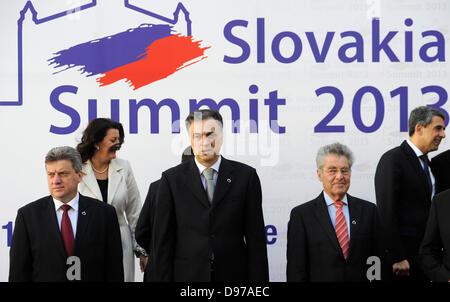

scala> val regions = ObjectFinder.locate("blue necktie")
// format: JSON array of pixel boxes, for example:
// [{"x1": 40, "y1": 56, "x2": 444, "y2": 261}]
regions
[{"x1": 419, "y1": 154, "x2": 432, "y2": 195}]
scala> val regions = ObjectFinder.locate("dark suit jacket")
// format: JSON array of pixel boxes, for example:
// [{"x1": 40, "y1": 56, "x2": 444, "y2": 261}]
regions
[
  {"x1": 135, "y1": 179, "x2": 160, "y2": 282},
  {"x1": 152, "y1": 157, "x2": 269, "y2": 282},
  {"x1": 286, "y1": 193, "x2": 378, "y2": 282},
  {"x1": 419, "y1": 189, "x2": 450, "y2": 282},
  {"x1": 431, "y1": 149, "x2": 450, "y2": 194},
  {"x1": 375, "y1": 140, "x2": 433, "y2": 278},
  {"x1": 9, "y1": 194, "x2": 124, "y2": 282}
]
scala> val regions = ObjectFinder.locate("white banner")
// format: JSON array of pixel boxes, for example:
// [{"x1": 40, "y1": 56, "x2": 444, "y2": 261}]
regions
[{"x1": 0, "y1": 0, "x2": 449, "y2": 281}]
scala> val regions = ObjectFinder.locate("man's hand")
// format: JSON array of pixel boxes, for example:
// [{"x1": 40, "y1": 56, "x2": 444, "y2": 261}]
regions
[
  {"x1": 393, "y1": 259, "x2": 410, "y2": 276},
  {"x1": 139, "y1": 255, "x2": 148, "y2": 272}
]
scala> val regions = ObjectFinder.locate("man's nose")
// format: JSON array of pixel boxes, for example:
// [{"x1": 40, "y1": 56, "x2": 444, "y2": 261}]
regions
[
  {"x1": 53, "y1": 174, "x2": 62, "y2": 184},
  {"x1": 201, "y1": 136, "x2": 211, "y2": 146},
  {"x1": 335, "y1": 170, "x2": 345, "y2": 178}
]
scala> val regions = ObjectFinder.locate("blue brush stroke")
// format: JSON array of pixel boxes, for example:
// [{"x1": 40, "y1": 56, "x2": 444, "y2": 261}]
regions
[{"x1": 48, "y1": 24, "x2": 173, "y2": 77}]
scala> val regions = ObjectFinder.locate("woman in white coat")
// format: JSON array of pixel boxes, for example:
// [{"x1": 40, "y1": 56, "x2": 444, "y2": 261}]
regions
[{"x1": 76, "y1": 118, "x2": 145, "y2": 282}]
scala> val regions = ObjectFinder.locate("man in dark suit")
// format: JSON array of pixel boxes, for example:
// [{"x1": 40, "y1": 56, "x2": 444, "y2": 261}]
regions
[
  {"x1": 152, "y1": 109, "x2": 269, "y2": 282},
  {"x1": 135, "y1": 180, "x2": 159, "y2": 281},
  {"x1": 287, "y1": 142, "x2": 378, "y2": 282},
  {"x1": 135, "y1": 147, "x2": 194, "y2": 282},
  {"x1": 9, "y1": 146, "x2": 123, "y2": 282},
  {"x1": 375, "y1": 106, "x2": 446, "y2": 281},
  {"x1": 431, "y1": 149, "x2": 450, "y2": 193},
  {"x1": 419, "y1": 190, "x2": 450, "y2": 282}
]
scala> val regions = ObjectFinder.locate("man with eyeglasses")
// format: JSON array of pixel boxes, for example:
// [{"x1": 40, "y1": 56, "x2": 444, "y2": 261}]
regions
[{"x1": 286, "y1": 142, "x2": 379, "y2": 282}]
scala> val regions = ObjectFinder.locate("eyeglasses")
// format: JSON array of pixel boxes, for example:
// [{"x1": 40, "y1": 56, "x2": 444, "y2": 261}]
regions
[{"x1": 323, "y1": 168, "x2": 351, "y2": 176}]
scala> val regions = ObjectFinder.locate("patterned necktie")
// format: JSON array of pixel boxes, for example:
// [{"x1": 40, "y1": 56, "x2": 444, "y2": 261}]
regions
[
  {"x1": 61, "y1": 204, "x2": 75, "y2": 256},
  {"x1": 334, "y1": 201, "x2": 349, "y2": 259},
  {"x1": 203, "y1": 168, "x2": 215, "y2": 203},
  {"x1": 419, "y1": 154, "x2": 432, "y2": 195}
]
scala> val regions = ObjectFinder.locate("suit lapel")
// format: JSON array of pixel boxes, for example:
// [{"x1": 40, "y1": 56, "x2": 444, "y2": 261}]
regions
[
  {"x1": 108, "y1": 159, "x2": 123, "y2": 205},
  {"x1": 45, "y1": 197, "x2": 68, "y2": 259},
  {"x1": 81, "y1": 161, "x2": 103, "y2": 201},
  {"x1": 184, "y1": 159, "x2": 210, "y2": 209},
  {"x1": 401, "y1": 140, "x2": 432, "y2": 198},
  {"x1": 347, "y1": 194, "x2": 361, "y2": 260},
  {"x1": 313, "y1": 193, "x2": 342, "y2": 256},
  {"x1": 211, "y1": 157, "x2": 233, "y2": 209},
  {"x1": 73, "y1": 195, "x2": 90, "y2": 252}
]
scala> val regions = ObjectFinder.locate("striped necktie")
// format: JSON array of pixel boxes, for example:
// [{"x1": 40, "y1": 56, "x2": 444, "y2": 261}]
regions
[{"x1": 334, "y1": 201, "x2": 349, "y2": 259}]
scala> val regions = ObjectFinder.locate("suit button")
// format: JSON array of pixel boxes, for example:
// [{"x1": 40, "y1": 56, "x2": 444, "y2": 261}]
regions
[{"x1": 210, "y1": 234, "x2": 215, "y2": 239}]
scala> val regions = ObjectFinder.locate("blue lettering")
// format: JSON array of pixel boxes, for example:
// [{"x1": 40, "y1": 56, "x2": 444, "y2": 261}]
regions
[
  {"x1": 405, "y1": 18, "x2": 413, "y2": 62},
  {"x1": 271, "y1": 31, "x2": 302, "y2": 63},
  {"x1": 224, "y1": 18, "x2": 445, "y2": 64},
  {"x1": 338, "y1": 31, "x2": 364, "y2": 62},
  {"x1": 420, "y1": 30, "x2": 446, "y2": 62},
  {"x1": 265, "y1": 225, "x2": 277, "y2": 245},
  {"x1": 257, "y1": 18, "x2": 265, "y2": 63},
  {"x1": 48, "y1": 85, "x2": 285, "y2": 135},
  {"x1": 189, "y1": 98, "x2": 240, "y2": 133},
  {"x1": 306, "y1": 32, "x2": 334, "y2": 63},
  {"x1": 223, "y1": 19, "x2": 251, "y2": 64},
  {"x1": 372, "y1": 18, "x2": 399, "y2": 62},
  {"x1": 2, "y1": 221, "x2": 13, "y2": 247},
  {"x1": 129, "y1": 98, "x2": 180, "y2": 134},
  {"x1": 249, "y1": 84, "x2": 259, "y2": 133},
  {"x1": 88, "y1": 98, "x2": 120, "y2": 122},
  {"x1": 264, "y1": 90, "x2": 286, "y2": 133},
  {"x1": 49, "y1": 85, "x2": 80, "y2": 135}
]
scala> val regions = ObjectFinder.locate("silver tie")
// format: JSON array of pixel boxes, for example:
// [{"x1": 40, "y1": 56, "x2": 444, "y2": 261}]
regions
[{"x1": 203, "y1": 168, "x2": 215, "y2": 203}]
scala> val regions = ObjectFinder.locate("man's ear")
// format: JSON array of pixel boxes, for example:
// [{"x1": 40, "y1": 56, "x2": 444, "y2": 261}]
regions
[
  {"x1": 77, "y1": 171, "x2": 83, "y2": 182},
  {"x1": 415, "y1": 123, "x2": 424, "y2": 135},
  {"x1": 317, "y1": 169, "x2": 322, "y2": 182}
]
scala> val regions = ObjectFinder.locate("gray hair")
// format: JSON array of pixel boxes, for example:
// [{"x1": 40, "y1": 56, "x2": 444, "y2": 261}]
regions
[
  {"x1": 409, "y1": 106, "x2": 445, "y2": 137},
  {"x1": 316, "y1": 142, "x2": 354, "y2": 170},
  {"x1": 45, "y1": 146, "x2": 83, "y2": 173}
]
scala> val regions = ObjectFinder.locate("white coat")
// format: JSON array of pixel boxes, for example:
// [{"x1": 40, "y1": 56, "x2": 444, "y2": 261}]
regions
[{"x1": 78, "y1": 158, "x2": 142, "y2": 282}]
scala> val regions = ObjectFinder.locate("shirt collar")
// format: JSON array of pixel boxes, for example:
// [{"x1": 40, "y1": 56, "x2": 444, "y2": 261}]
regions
[
  {"x1": 53, "y1": 192, "x2": 80, "y2": 212},
  {"x1": 323, "y1": 191, "x2": 348, "y2": 207},
  {"x1": 195, "y1": 155, "x2": 222, "y2": 175},
  {"x1": 406, "y1": 139, "x2": 424, "y2": 157}
]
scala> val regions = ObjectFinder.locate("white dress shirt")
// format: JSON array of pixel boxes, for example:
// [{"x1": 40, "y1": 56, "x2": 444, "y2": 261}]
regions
[
  {"x1": 406, "y1": 139, "x2": 436, "y2": 199},
  {"x1": 53, "y1": 193, "x2": 79, "y2": 238},
  {"x1": 194, "y1": 155, "x2": 222, "y2": 190}
]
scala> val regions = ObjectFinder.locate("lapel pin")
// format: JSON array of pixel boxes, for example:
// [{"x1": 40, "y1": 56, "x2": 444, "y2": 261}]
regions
[
  {"x1": 81, "y1": 211, "x2": 86, "y2": 216},
  {"x1": 227, "y1": 178, "x2": 231, "y2": 183},
  {"x1": 352, "y1": 220, "x2": 356, "y2": 225}
]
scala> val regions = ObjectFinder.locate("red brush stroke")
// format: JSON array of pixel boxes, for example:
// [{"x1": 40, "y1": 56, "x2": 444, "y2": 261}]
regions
[{"x1": 96, "y1": 34, "x2": 210, "y2": 89}]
